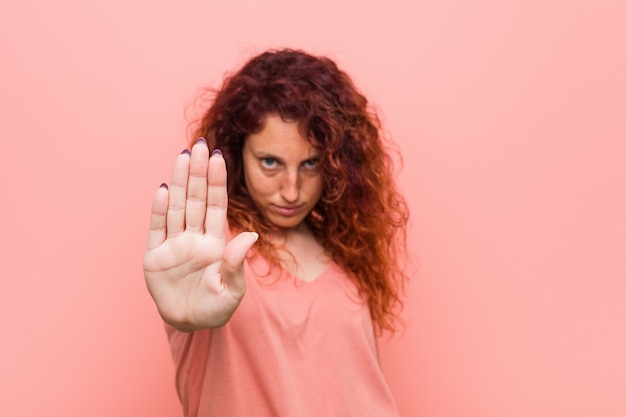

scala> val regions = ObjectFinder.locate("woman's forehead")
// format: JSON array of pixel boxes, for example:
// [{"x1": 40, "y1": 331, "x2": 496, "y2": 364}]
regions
[{"x1": 245, "y1": 115, "x2": 318, "y2": 158}]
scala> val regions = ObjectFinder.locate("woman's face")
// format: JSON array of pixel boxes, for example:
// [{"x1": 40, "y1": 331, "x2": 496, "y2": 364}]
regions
[{"x1": 242, "y1": 114, "x2": 323, "y2": 231}]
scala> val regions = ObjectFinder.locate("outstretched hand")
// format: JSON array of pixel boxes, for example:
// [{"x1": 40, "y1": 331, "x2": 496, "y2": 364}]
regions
[{"x1": 143, "y1": 139, "x2": 258, "y2": 331}]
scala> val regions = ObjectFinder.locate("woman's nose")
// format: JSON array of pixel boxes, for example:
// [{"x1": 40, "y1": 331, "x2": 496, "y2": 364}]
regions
[{"x1": 280, "y1": 170, "x2": 300, "y2": 203}]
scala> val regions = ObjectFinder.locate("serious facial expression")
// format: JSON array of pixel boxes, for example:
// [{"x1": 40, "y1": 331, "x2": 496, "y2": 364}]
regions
[{"x1": 242, "y1": 114, "x2": 323, "y2": 231}]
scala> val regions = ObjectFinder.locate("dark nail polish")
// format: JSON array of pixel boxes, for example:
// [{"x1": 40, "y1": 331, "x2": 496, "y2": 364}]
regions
[
  {"x1": 160, "y1": 183, "x2": 168, "y2": 190},
  {"x1": 211, "y1": 148, "x2": 223, "y2": 156},
  {"x1": 195, "y1": 137, "x2": 207, "y2": 145},
  {"x1": 181, "y1": 149, "x2": 191, "y2": 156}
]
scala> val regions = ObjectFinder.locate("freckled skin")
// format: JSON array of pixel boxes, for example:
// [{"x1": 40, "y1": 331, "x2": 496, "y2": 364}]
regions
[{"x1": 242, "y1": 114, "x2": 323, "y2": 231}]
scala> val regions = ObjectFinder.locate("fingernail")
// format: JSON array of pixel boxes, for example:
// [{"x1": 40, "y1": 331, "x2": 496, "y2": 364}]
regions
[
  {"x1": 181, "y1": 149, "x2": 191, "y2": 156},
  {"x1": 160, "y1": 183, "x2": 168, "y2": 190},
  {"x1": 195, "y1": 137, "x2": 207, "y2": 145},
  {"x1": 211, "y1": 148, "x2": 223, "y2": 156},
  {"x1": 251, "y1": 232, "x2": 259, "y2": 242}
]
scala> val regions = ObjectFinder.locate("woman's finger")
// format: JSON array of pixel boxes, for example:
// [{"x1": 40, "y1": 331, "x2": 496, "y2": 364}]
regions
[
  {"x1": 185, "y1": 139, "x2": 210, "y2": 233},
  {"x1": 146, "y1": 184, "x2": 169, "y2": 250},
  {"x1": 166, "y1": 150, "x2": 191, "y2": 237},
  {"x1": 221, "y1": 231, "x2": 259, "y2": 297},
  {"x1": 205, "y1": 150, "x2": 228, "y2": 239}
]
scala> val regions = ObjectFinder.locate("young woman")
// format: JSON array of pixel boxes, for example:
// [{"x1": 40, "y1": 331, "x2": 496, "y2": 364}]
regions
[{"x1": 144, "y1": 49, "x2": 409, "y2": 417}]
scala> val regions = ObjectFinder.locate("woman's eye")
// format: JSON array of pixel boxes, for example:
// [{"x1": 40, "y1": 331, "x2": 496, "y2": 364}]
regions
[
  {"x1": 302, "y1": 159, "x2": 319, "y2": 169},
  {"x1": 261, "y1": 158, "x2": 277, "y2": 168}
]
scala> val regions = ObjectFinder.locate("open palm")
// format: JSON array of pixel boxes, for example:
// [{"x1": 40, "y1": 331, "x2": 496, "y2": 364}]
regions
[{"x1": 143, "y1": 139, "x2": 258, "y2": 331}]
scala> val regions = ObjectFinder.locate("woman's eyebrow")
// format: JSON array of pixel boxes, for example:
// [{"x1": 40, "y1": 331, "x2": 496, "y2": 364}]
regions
[
  {"x1": 252, "y1": 150, "x2": 320, "y2": 163},
  {"x1": 253, "y1": 150, "x2": 283, "y2": 160}
]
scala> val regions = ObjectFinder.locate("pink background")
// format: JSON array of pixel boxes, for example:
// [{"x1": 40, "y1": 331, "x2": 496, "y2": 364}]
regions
[{"x1": 1, "y1": 1, "x2": 625, "y2": 416}]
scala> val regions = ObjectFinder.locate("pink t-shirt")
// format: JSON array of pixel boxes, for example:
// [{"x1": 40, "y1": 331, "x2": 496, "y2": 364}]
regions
[{"x1": 166, "y1": 254, "x2": 399, "y2": 417}]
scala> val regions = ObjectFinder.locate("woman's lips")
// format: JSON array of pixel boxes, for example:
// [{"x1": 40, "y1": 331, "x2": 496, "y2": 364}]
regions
[{"x1": 273, "y1": 205, "x2": 302, "y2": 216}]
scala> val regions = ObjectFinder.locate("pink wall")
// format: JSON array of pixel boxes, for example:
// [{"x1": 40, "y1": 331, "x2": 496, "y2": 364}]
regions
[{"x1": 1, "y1": 1, "x2": 624, "y2": 416}]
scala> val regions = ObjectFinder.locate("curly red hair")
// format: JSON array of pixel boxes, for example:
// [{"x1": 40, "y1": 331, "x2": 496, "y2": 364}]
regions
[{"x1": 190, "y1": 49, "x2": 409, "y2": 334}]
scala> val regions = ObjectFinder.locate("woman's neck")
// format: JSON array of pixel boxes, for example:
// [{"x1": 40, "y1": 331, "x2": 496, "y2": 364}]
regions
[{"x1": 269, "y1": 223, "x2": 330, "y2": 282}]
